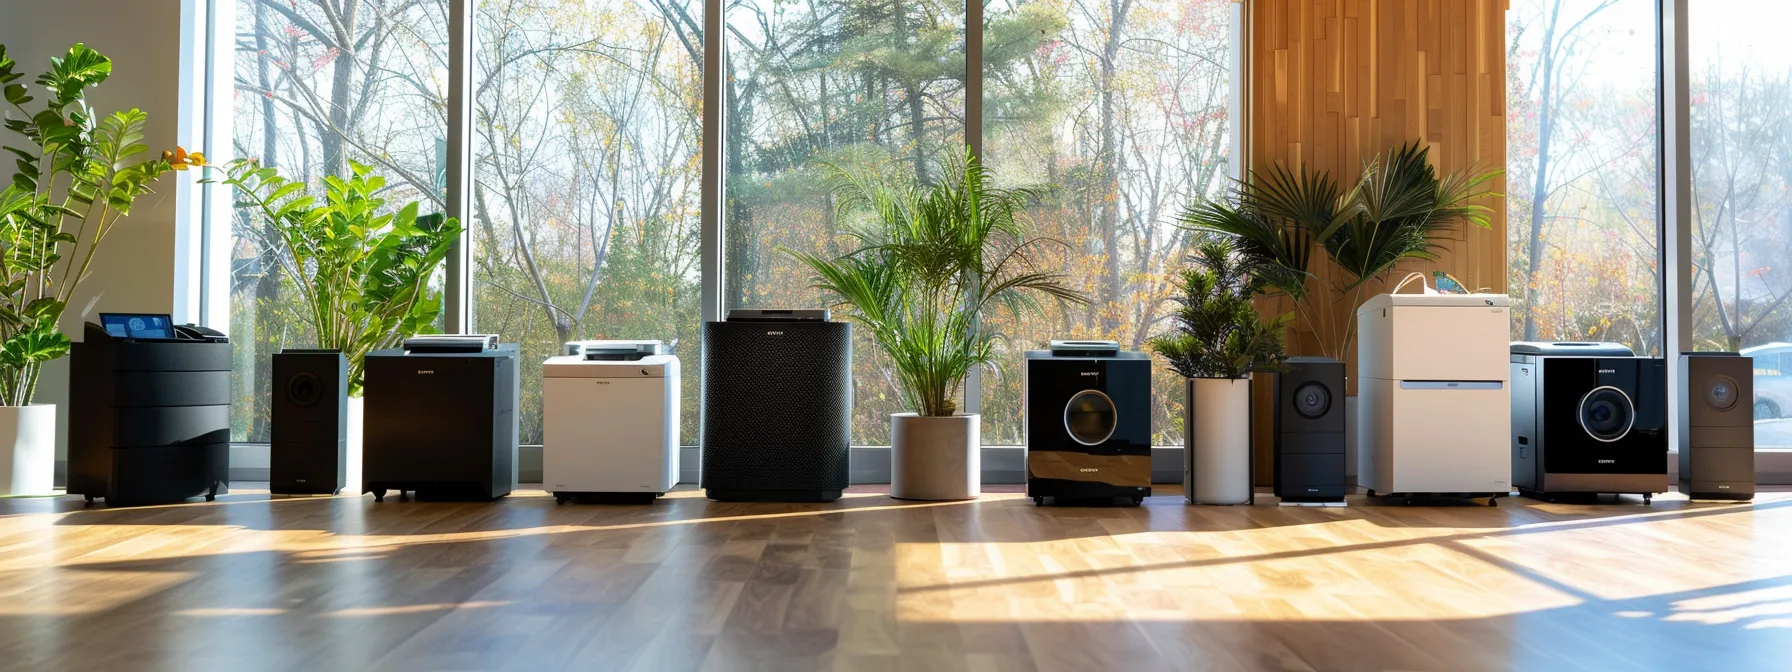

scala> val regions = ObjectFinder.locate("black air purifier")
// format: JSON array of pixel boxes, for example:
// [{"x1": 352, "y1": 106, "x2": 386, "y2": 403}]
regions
[
  {"x1": 271, "y1": 349, "x2": 348, "y2": 495},
  {"x1": 700, "y1": 310, "x2": 851, "y2": 502},
  {"x1": 1024, "y1": 341, "x2": 1152, "y2": 506},
  {"x1": 69, "y1": 320, "x2": 231, "y2": 506},
  {"x1": 1511, "y1": 342, "x2": 1668, "y2": 502},
  {"x1": 1680, "y1": 353, "x2": 1755, "y2": 500},
  {"x1": 1274, "y1": 357, "x2": 1347, "y2": 503},
  {"x1": 363, "y1": 335, "x2": 519, "y2": 501}
]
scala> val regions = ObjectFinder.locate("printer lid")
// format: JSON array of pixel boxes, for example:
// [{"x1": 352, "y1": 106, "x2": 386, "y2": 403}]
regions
[
  {"x1": 1510, "y1": 341, "x2": 1636, "y2": 357},
  {"x1": 543, "y1": 353, "x2": 676, "y2": 378},
  {"x1": 1358, "y1": 292, "x2": 1509, "y2": 315},
  {"x1": 726, "y1": 308, "x2": 830, "y2": 322},
  {"x1": 1048, "y1": 340, "x2": 1120, "y2": 356},
  {"x1": 564, "y1": 339, "x2": 665, "y2": 359},
  {"x1": 403, "y1": 334, "x2": 499, "y2": 353}
]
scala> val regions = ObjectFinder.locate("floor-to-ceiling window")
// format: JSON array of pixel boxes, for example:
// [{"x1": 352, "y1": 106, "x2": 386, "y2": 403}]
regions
[
  {"x1": 471, "y1": 0, "x2": 704, "y2": 447},
  {"x1": 228, "y1": 0, "x2": 451, "y2": 441},
  {"x1": 981, "y1": 0, "x2": 1234, "y2": 445},
  {"x1": 1690, "y1": 0, "x2": 1792, "y2": 446},
  {"x1": 721, "y1": 0, "x2": 967, "y2": 445},
  {"x1": 1507, "y1": 0, "x2": 1661, "y2": 356},
  {"x1": 219, "y1": 0, "x2": 1243, "y2": 453}
]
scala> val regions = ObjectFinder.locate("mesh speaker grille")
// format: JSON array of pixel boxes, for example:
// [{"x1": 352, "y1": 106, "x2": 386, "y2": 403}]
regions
[{"x1": 701, "y1": 321, "x2": 852, "y2": 492}]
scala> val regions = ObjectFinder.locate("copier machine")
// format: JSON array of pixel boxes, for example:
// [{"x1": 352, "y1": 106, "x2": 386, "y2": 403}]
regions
[{"x1": 543, "y1": 340, "x2": 680, "y2": 503}]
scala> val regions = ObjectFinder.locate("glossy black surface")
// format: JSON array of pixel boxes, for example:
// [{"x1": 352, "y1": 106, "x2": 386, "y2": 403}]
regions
[
  {"x1": 1024, "y1": 351, "x2": 1151, "y2": 502},
  {"x1": 1531, "y1": 357, "x2": 1667, "y2": 476},
  {"x1": 1275, "y1": 358, "x2": 1346, "y2": 501}
]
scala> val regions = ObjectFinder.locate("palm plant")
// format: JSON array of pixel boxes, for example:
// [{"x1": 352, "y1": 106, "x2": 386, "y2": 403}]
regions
[
  {"x1": 1182, "y1": 141, "x2": 1499, "y2": 359},
  {"x1": 785, "y1": 152, "x2": 1086, "y2": 417},
  {"x1": 0, "y1": 43, "x2": 186, "y2": 406},
  {"x1": 217, "y1": 160, "x2": 462, "y2": 396},
  {"x1": 1149, "y1": 240, "x2": 1289, "y2": 379}
]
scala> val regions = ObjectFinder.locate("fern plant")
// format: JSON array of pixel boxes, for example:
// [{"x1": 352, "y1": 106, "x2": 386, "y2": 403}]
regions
[
  {"x1": 216, "y1": 160, "x2": 461, "y2": 396},
  {"x1": 0, "y1": 43, "x2": 186, "y2": 405},
  {"x1": 1149, "y1": 240, "x2": 1289, "y2": 379},
  {"x1": 1182, "y1": 141, "x2": 1499, "y2": 359},
  {"x1": 785, "y1": 151, "x2": 1086, "y2": 417}
]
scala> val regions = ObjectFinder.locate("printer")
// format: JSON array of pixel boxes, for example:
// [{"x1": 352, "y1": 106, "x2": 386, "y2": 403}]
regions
[
  {"x1": 1357, "y1": 293, "x2": 1512, "y2": 503},
  {"x1": 363, "y1": 334, "x2": 519, "y2": 501},
  {"x1": 543, "y1": 340, "x2": 680, "y2": 503}
]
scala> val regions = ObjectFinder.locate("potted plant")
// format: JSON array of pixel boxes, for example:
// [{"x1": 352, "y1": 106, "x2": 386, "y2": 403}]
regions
[
  {"x1": 786, "y1": 153, "x2": 1085, "y2": 501},
  {"x1": 215, "y1": 160, "x2": 460, "y2": 492},
  {"x1": 1149, "y1": 240, "x2": 1288, "y2": 505},
  {"x1": 0, "y1": 44, "x2": 190, "y2": 496},
  {"x1": 1183, "y1": 141, "x2": 1499, "y2": 479}
]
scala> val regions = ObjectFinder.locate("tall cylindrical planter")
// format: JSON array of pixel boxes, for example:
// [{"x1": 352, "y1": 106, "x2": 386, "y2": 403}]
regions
[
  {"x1": 0, "y1": 404, "x2": 56, "y2": 497},
  {"x1": 1184, "y1": 377, "x2": 1253, "y2": 505},
  {"x1": 890, "y1": 413, "x2": 979, "y2": 501},
  {"x1": 346, "y1": 395, "x2": 364, "y2": 494}
]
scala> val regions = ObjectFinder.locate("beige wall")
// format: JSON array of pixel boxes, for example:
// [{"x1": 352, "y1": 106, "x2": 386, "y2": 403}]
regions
[{"x1": 0, "y1": 0, "x2": 189, "y2": 466}]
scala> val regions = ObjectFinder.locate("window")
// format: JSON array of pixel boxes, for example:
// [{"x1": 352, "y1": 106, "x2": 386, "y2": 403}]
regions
[
  {"x1": 229, "y1": 0, "x2": 451, "y2": 441},
  {"x1": 471, "y1": 0, "x2": 705, "y2": 447},
  {"x1": 722, "y1": 0, "x2": 966, "y2": 445},
  {"x1": 1507, "y1": 0, "x2": 1660, "y2": 356},
  {"x1": 1690, "y1": 0, "x2": 1792, "y2": 445},
  {"x1": 981, "y1": 0, "x2": 1235, "y2": 445}
]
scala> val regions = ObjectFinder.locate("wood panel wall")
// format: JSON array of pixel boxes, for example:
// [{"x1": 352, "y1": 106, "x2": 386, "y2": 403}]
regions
[{"x1": 1246, "y1": 0, "x2": 1510, "y2": 484}]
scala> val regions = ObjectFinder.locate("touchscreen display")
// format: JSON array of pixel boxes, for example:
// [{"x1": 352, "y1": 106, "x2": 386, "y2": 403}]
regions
[{"x1": 100, "y1": 313, "x2": 176, "y2": 339}]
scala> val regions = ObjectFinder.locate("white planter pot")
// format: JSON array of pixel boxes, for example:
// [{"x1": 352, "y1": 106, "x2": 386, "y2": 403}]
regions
[
  {"x1": 1184, "y1": 378, "x2": 1253, "y2": 505},
  {"x1": 890, "y1": 413, "x2": 979, "y2": 501},
  {"x1": 0, "y1": 404, "x2": 57, "y2": 497},
  {"x1": 346, "y1": 395, "x2": 364, "y2": 494},
  {"x1": 1345, "y1": 395, "x2": 1360, "y2": 480}
]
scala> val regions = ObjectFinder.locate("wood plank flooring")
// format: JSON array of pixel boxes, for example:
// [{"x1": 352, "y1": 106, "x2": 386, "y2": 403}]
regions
[{"x1": 0, "y1": 486, "x2": 1788, "y2": 671}]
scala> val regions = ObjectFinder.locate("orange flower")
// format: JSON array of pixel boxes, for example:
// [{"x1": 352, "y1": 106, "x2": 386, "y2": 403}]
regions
[{"x1": 163, "y1": 146, "x2": 206, "y2": 171}]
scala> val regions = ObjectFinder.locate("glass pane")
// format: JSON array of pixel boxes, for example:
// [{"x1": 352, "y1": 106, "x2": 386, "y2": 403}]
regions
[
  {"x1": 1506, "y1": 0, "x2": 1661, "y2": 355},
  {"x1": 472, "y1": 0, "x2": 705, "y2": 447},
  {"x1": 230, "y1": 0, "x2": 451, "y2": 441},
  {"x1": 981, "y1": 0, "x2": 1235, "y2": 445},
  {"x1": 1690, "y1": 0, "x2": 1792, "y2": 446},
  {"x1": 722, "y1": 0, "x2": 967, "y2": 445}
]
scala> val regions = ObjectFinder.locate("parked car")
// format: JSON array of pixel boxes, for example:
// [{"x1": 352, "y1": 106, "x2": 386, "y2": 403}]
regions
[{"x1": 1742, "y1": 342, "x2": 1792, "y2": 420}]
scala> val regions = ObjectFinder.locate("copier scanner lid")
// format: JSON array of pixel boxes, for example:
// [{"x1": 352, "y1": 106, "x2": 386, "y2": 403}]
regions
[
  {"x1": 564, "y1": 339, "x2": 665, "y2": 360},
  {"x1": 1048, "y1": 340, "x2": 1120, "y2": 356},
  {"x1": 543, "y1": 353, "x2": 676, "y2": 378},
  {"x1": 403, "y1": 334, "x2": 499, "y2": 353},
  {"x1": 1510, "y1": 341, "x2": 1635, "y2": 357}
]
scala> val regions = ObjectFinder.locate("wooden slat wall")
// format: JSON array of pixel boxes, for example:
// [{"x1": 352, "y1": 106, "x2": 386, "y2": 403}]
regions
[{"x1": 1247, "y1": 0, "x2": 1510, "y2": 484}]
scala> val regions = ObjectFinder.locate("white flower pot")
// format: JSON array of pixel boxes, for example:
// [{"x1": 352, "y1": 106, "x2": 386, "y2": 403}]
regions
[
  {"x1": 890, "y1": 413, "x2": 979, "y2": 501},
  {"x1": 0, "y1": 404, "x2": 57, "y2": 497},
  {"x1": 346, "y1": 395, "x2": 364, "y2": 494},
  {"x1": 1184, "y1": 378, "x2": 1253, "y2": 505}
]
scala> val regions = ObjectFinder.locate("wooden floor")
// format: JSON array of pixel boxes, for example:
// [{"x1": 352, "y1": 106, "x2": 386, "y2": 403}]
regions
[{"x1": 0, "y1": 486, "x2": 1788, "y2": 671}]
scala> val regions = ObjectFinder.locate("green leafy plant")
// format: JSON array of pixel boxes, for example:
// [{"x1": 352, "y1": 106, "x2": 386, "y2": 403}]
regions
[
  {"x1": 0, "y1": 43, "x2": 185, "y2": 406},
  {"x1": 216, "y1": 160, "x2": 461, "y2": 396},
  {"x1": 785, "y1": 152, "x2": 1087, "y2": 417},
  {"x1": 1181, "y1": 141, "x2": 1500, "y2": 359},
  {"x1": 1149, "y1": 240, "x2": 1289, "y2": 379}
]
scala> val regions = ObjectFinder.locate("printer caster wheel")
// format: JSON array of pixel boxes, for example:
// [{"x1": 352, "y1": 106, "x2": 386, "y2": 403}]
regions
[
  {"x1": 1132, "y1": 497, "x2": 1145, "y2": 507},
  {"x1": 554, "y1": 494, "x2": 570, "y2": 505},
  {"x1": 1032, "y1": 497, "x2": 1045, "y2": 507},
  {"x1": 371, "y1": 488, "x2": 387, "y2": 502},
  {"x1": 1365, "y1": 489, "x2": 1378, "y2": 497},
  {"x1": 1643, "y1": 494, "x2": 1653, "y2": 505},
  {"x1": 83, "y1": 494, "x2": 94, "y2": 504},
  {"x1": 205, "y1": 494, "x2": 215, "y2": 502},
  {"x1": 1487, "y1": 497, "x2": 1499, "y2": 507}
]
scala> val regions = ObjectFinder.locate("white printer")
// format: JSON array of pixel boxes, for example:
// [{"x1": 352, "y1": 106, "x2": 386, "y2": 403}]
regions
[
  {"x1": 1356, "y1": 292, "x2": 1512, "y2": 503},
  {"x1": 542, "y1": 340, "x2": 680, "y2": 503}
]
